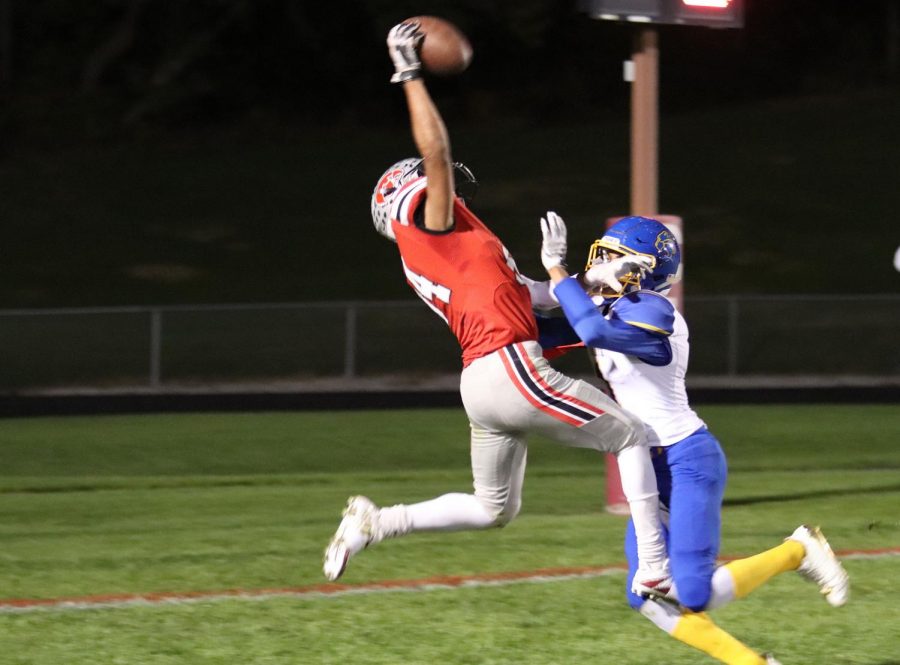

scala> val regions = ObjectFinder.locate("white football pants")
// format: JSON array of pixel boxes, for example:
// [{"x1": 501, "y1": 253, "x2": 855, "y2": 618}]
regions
[{"x1": 378, "y1": 341, "x2": 664, "y2": 567}]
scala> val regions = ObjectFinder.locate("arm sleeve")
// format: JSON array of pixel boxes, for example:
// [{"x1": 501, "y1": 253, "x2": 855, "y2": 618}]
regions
[
  {"x1": 520, "y1": 274, "x2": 559, "y2": 311},
  {"x1": 552, "y1": 277, "x2": 673, "y2": 366}
]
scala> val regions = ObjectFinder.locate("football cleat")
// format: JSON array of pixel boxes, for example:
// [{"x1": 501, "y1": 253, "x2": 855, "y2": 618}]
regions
[
  {"x1": 787, "y1": 524, "x2": 850, "y2": 607},
  {"x1": 322, "y1": 495, "x2": 382, "y2": 582},
  {"x1": 764, "y1": 653, "x2": 783, "y2": 664}
]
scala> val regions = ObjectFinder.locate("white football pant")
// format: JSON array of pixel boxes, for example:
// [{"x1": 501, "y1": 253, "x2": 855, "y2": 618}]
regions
[{"x1": 377, "y1": 341, "x2": 664, "y2": 565}]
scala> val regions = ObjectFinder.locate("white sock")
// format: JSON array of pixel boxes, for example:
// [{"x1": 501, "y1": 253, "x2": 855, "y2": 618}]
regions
[
  {"x1": 616, "y1": 445, "x2": 667, "y2": 568},
  {"x1": 704, "y1": 566, "x2": 738, "y2": 610},
  {"x1": 640, "y1": 597, "x2": 682, "y2": 634},
  {"x1": 378, "y1": 493, "x2": 496, "y2": 538}
]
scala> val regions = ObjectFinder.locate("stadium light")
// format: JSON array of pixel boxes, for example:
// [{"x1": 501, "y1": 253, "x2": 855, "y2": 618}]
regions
[{"x1": 577, "y1": 0, "x2": 744, "y2": 29}]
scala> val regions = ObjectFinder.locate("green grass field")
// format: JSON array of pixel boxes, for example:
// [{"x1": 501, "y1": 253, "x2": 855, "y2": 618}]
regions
[{"x1": 1, "y1": 405, "x2": 899, "y2": 664}]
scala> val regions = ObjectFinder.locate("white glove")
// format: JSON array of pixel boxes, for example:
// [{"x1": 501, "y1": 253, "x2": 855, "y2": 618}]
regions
[
  {"x1": 584, "y1": 254, "x2": 654, "y2": 293},
  {"x1": 540, "y1": 211, "x2": 567, "y2": 272},
  {"x1": 387, "y1": 23, "x2": 423, "y2": 84}
]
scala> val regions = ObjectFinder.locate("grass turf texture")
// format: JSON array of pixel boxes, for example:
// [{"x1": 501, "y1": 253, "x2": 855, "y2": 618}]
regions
[{"x1": 1, "y1": 405, "x2": 899, "y2": 663}]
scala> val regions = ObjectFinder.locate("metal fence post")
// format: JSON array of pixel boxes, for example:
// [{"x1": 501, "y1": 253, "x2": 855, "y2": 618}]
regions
[
  {"x1": 344, "y1": 304, "x2": 357, "y2": 378},
  {"x1": 149, "y1": 308, "x2": 162, "y2": 387}
]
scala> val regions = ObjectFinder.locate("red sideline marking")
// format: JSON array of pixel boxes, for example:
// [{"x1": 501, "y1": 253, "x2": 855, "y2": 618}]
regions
[
  {"x1": 2, "y1": 547, "x2": 898, "y2": 614},
  {"x1": 0, "y1": 564, "x2": 626, "y2": 614}
]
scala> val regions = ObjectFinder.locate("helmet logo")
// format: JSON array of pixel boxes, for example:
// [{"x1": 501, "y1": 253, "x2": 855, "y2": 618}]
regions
[
  {"x1": 374, "y1": 167, "x2": 405, "y2": 206},
  {"x1": 655, "y1": 229, "x2": 677, "y2": 259}
]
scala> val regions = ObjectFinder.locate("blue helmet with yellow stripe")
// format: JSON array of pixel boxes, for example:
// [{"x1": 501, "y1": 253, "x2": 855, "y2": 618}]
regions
[{"x1": 586, "y1": 216, "x2": 681, "y2": 294}]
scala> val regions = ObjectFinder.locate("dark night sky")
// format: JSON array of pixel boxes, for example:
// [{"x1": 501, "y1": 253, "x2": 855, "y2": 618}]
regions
[
  {"x1": 1, "y1": 1, "x2": 899, "y2": 306},
  {"x1": 4, "y1": 1, "x2": 897, "y2": 135}
]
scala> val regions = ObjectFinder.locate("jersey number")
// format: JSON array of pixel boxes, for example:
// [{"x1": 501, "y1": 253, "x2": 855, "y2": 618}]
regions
[
  {"x1": 502, "y1": 245, "x2": 527, "y2": 286},
  {"x1": 403, "y1": 262, "x2": 451, "y2": 305}
]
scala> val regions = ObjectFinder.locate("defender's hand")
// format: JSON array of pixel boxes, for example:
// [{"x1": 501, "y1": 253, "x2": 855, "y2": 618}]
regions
[
  {"x1": 540, "y1": 211, "x2": 568, "y2": 272},
  {"x1": 387, "y1": 23, "x2": 424, "y2": 84},
  {"x1": 584, "y1": 255, "x2": 653, "y2": 293}
]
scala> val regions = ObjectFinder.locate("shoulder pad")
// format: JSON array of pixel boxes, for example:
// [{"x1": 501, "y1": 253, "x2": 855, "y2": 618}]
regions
[{"x1": 609, "y1": 290, "x2": 675, "y2": 335}]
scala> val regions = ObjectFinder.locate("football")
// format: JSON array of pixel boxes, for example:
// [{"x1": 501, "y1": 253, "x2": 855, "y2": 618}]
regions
[{"x1": 406, "y1": 15, "x2": 473, "y2": 76}]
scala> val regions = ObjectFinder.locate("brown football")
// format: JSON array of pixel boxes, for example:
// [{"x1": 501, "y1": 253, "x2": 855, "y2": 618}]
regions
[{"x1": 405, "y1": 15, "x2": 473, "y2": 76}]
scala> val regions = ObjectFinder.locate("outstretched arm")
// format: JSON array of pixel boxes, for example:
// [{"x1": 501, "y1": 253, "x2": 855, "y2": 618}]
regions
[
  {"x1": 551, "y1": 279, "x2": 672, "y2": 366},
  {"x1": 388, "y1": 23, "x2": 454, "y2": 232},
  {"x1": 402, "y1": 80, "x2": 454, "y2": 232}
]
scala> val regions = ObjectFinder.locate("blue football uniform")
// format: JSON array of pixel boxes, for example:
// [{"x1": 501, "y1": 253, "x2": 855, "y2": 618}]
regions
[{"x1": 543, "y1": 277, "x2": 728, "y2": 612}]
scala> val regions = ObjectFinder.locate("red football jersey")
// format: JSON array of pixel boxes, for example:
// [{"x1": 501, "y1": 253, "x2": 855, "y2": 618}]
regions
[{"x1": 390, "y1": 177, "x2": 538, "y2": 367}]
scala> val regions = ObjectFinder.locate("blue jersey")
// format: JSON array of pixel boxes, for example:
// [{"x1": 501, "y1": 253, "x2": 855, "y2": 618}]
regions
[{"x1": 539, "y1": 277, "x2": 672, "y2": 366}]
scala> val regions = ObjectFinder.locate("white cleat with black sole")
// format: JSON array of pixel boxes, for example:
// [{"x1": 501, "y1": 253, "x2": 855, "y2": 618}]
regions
[{"x1": 323, "y1": 495, "x2": 382, "y2": 582}]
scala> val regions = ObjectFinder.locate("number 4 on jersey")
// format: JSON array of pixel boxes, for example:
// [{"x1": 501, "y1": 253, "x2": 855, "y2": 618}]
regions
[
  {"x1": 403, "y1": 260, "x2": 451, "y2": 305},
  {"x1": 502, "y1": 245, "x2": 527, "y2": 286}
]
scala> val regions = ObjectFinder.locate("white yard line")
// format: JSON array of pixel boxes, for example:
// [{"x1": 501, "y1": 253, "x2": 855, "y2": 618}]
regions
[{"x1": 2, "y1": 548, "x2": 897, "y2": 615}]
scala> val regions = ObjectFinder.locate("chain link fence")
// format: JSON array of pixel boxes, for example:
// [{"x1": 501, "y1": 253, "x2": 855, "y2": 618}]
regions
[{"x1": 0, "y1": 295, "x2": 897, "y2": 391}]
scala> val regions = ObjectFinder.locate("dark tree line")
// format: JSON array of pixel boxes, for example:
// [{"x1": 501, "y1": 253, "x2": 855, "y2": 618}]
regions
[{"x1": 1, "y1": 0, "x2": 898, "y2": 143}]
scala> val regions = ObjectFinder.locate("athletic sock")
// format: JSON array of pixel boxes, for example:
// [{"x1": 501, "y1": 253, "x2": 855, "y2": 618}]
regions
[
  {"x1": 377, "y1": 492, "x2": 495, "y2": 537},
  {"x1": 719, "y1": 540, "x2": 804, "y2": 600},
  {"x1": 640, "y1": 602, "x2": 766, "y2": 665}
]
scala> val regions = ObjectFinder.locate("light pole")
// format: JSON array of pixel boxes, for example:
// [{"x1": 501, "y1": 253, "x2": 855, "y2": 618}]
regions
[{"x1": 578, "y1": 0, "x2": 743, "y2": 513}]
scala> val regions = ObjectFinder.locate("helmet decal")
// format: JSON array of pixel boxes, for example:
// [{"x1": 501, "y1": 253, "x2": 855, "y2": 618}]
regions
[
  {"x1": 374, "y1": 167, "x2": 405, "y2": 206},
  {"x1": 370, "y1": 158, "x2": 424, "y2": 242},
  {"x1": 654, "y1": 229, "x2": 677, "y2": 260}
]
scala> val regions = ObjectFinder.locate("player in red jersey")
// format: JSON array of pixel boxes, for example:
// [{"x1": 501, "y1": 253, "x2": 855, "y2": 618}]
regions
[
  {"x1": 383, "y1": 166, "x2": 538, "y2": 367},
  {"x1": 322, "y1": 21, "x2": 669, "y2": 590}
]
